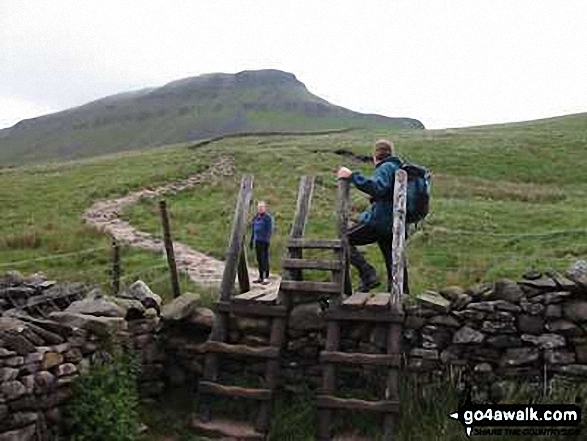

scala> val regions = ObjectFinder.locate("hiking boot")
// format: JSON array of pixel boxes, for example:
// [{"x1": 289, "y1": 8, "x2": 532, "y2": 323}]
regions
[
  {"x1": 253, "y1": 278, "x2": 263, "y2": 284},
  {"x1": 356, "y1": 272, "x2": 381, "y2": 293},
  {"x1": 261, "y1": 278, "x2": 270, "y2": 285}
]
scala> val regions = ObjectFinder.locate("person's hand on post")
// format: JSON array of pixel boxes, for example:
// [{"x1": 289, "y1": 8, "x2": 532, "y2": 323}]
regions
[{"x1": 337, "y1": 167, "x2": 352, "y2": 179}]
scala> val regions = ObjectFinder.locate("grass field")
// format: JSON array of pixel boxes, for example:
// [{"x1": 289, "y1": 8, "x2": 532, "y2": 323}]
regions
[
  {"x1": 2, "y1": 112, "x2": 587, "y2": 439},
  {"x1": 2, "y1": 113, "x2": 587, "y2": 299}
]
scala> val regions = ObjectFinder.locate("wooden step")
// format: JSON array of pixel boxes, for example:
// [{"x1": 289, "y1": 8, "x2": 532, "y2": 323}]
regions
[
  {"x1": 282, "y1": 258, "x2": 342, "y2": 271},
  {"x1": 325, "y1": 308, "x2": 403, "y2": 323},
  {"x1": 203, "y1": 341, "x2": 280, "y2": 359},
  {"x1": 280, "y1": 280, "x2": 340, "y2": 294},
  {"x1": 288, "y1": 238, "x2": 342, "y2": 249},
  {"x1": 199, "y1": 381, "x2": 272, "y2": 401},
  {"x1": 316, "y1": 395, "x2": 399, "y2": 413},
  {"x1": 320, "y1": 351, "x2": 401, "y2": 367},
  {"x1": 215, "y1": 301, "x2": 288, "y2": 317},
  {"x1": 190, "y1": 416, "x2": 265, "y2": 440},
  {"x1": 341, "y1": 291, "x2": 372, "y2": 308}
]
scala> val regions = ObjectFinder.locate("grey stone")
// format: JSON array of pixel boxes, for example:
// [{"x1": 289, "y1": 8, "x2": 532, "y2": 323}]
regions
[
  {"x1": 429, "y1": 314, "x2": 460, "y2": 328},
  {"x1": 410, "y1": 348, "x2": 439, "y2": 360},
  {"x1": 576, "y1": 345, "x2": 587, "y2": 363},
  {"x1": 487, "y1": 311, "x2": 515, "y2": 322},
  {"x1": 546, "y1": 304, "x2": 562, "y2": 319},
  {"x1": 65, "y1": 297, "x2": 126, "y2": 317},
  {"x1": 161, "y1": 293, "x2": 200, "y2": 321},
  {"x1": 56, "y1": 363, "x2": 78, "y2": 377},
  {"x1": 1, "y1": 271, "x2": 24, "y2": 286},
  {"x1": 494, "y1": 279, "x2": 524, "y2": 303},
  {"x1": 517, "y1": 315, "x2": 544, "y2": 335},
  {"x1": 563, "y1": 301, "x2": 587, "y2": 323},
  {"x1": 121, "y1": 280, "x2": 162, "y2": 310},
  {"x1": 33, "y1": 371, "x2": 56, "y2": 395},
  {"x1": 521, "y1": 334, "x2": 566, "y2": 349},
  {"x1": 1, "y1": 381, "x2": 28, "y2": 401},
  {"x1": 467, "y1": 282, "x2": 494, "y2": 300},
  {"x1": 520, "y1": 300, "x2": 544, "y2": 315},
  {"x1": 486, "y1": 335, "x2": 523, "y2": 349},
  {"x1": 188, "y1": 307, "x2": 214, "y2": 329},
  {"x1": 440, "y1": 346, "x2": 466, "y2": 364},
  {"x1": 474, "y1": 363, "x2": 493, "y2": 374},
  {"x1": 468, "y1": 302, "x2": 497, "y2": 313},
  {"x1": 0, "y1": 348, "x2": 16, "y2": 358},
  {"x1": 2, "y1": 356, "x2": 24, "y2": 368},
  {"x1": 0, "y1": 367, "x2": 19, "y2": 382},
  {"x1": 520, "y1": 277, "x2": 558, "y2": 291},
  {"x1": 552, "y1": 364, "x2": 587, "y2": 377},
  {"x1": 404, "y1": 315, "x2": 426, "y2": 330},
  {"x1": 235, "y1": 317, "x2": 271, "y2": 333},
  {"x1": 529, "y1": 291, "x2": 572, "y2": 305},
  {"x1": 494, "y1": 301, "x2": 522, "y2": 313},
  {"x1": 110, "y1": 297, "x2": 146, "y2": 320},
  {"x1": 416, "y1": 291, "x2": 450, "y2": 313},
  {"x1": 452, "y1": 309, "x2": 486, "y2": 323},
  {"x1": 288, "y1": 303, "x2": 324, "y2": 331},
  {"x1": 0, "y1": 424, "x2": 36, "y2": 441},
  {"x1": 544, "y1": 350, "x2": 575, "y2": 365},
  {"x1": 49, "y1": 312, "x2": 127, "y2": 337},
  {"x1": 567, "y1": 260, "x2": 587, "y2": 280},
  {"x1": 481, "y1": 320, "x2": 517, "y2": 334},
  {"x1": 546, "y1": 320, "x2": 583, "y2": 336},
  {"x1": 439, "y1": 286, "x2": 465, "y2": 301},
  {"x1": 453, "y1": 326, "x2": 485, "y2": 344},
  {"x1": 500, "y1": 347, "x2": 540, "y2": 367}
]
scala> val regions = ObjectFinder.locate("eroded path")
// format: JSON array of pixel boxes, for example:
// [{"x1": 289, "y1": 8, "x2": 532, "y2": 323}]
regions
[{"x1": 83, "y1": 155, "x2": 274, "y2": 290}]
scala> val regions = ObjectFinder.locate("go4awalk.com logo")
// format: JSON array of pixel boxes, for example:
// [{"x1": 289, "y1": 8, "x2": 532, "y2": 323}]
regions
[{"x1": 449, "y1": 395, "x2": 582, "y2": 437}]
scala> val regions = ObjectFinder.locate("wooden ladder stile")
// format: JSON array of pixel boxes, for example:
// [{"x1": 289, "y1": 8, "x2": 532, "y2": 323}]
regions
[{"x1": 317, "y1": 170, "x2": 407, "y2": 441}]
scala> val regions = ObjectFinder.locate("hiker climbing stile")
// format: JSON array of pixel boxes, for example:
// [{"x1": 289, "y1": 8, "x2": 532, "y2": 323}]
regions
[
  {"x1": 250, "y1": 201, "x2": 273, "y2": 285},
  {"x1": 337, "y1": 139, "x2": 414, "y2": 294}
]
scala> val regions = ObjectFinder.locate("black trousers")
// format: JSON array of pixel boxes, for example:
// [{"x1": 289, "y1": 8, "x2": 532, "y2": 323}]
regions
[
  {"x1": 348, "y1": 223, "x2": 409, "y2": 294},
  {"x1": 255, "y1": 241, "x2": 270, "y2": 280}
]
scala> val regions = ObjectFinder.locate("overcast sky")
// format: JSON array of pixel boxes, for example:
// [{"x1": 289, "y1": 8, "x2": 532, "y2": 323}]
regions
[{"x1": 1, "y1": 0, "x2": 586, "y2": 130}]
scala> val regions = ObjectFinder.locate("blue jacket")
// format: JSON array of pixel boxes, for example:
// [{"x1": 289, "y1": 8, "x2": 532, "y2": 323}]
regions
[
  {"x1": 251, "y1": 212, "x2": 273, "y2": 243},
  {"x1": 351, "y1": 156, "x2": 401, "y2": 236}
]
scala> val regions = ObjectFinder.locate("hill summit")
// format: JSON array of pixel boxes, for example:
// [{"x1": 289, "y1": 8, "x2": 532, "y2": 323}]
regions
[{"x1": 0, "y1": 69, "x2": 424, "y2": 164}]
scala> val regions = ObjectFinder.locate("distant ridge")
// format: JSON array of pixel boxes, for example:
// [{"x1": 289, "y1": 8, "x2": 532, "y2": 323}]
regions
[{"x1": 0, "y1": 69, "x2": 424, "y2": 165}]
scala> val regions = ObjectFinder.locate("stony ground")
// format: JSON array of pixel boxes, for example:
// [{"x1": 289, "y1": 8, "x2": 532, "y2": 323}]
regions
[{"x1": 82, "y1": 155, "x2": 278, "y2": 294}]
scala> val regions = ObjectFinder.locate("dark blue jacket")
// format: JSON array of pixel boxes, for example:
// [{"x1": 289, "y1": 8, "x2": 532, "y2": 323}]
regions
[
  {"x1": 351, "y1": 156, "x2": 401, "y2": 236},
  {"x1": 251, "y1": 212, "x2": 273, "y2": 244}
]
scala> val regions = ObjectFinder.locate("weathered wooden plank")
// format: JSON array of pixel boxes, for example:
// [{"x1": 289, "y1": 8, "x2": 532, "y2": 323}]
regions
[
  {"x1": 233, "y1": 290, "x2": 267, "y2": 302},
  {"x1": 255, "y1": 288, "x2": 280, "y2": 303},
  {"x1": 288, "y1": 238, "x2": 342, "y2": 249},
  {"x1": 365, "y1": 292, "x2": 391, "y2": 309},
  {"x1": 199, "y1": 381, "x2": 272, "y2": 401},
  {"x1": 317, "y1": 396, "x2": 399, "y2": 413},
  {"x1": 319, "y1": 319, "x2": 341, "y2": 441},
  {"x1": 320, "y1": 351, "x2": 401, "y2": 367},
  {"x1": 190, "y1": 418, "x2": 264, "y2": 441},
  {"x1": 282, "y1": 258, "x2": 342, "y2": 271},
  {"x1": 215, "y1": 301, "x2": 288, "y2": 317},
  {"x1": 390, "y1": 169, "x2": 407, "y2": 310},
  {"x1": 219, "y1": 175, "x2": 254, "y2": 301},
  {"x1": 280, "y1": 280, "x2": 340, "y2": 294},
  {"x1": 325, "y1": 309, "x2": 403, "y2": 323},
  {"x1": 203, "y1": 341, "x2": 279, "y2": 359},
  {"x1": 341, "y1": 291, "x2": 372, "y2": 308}
]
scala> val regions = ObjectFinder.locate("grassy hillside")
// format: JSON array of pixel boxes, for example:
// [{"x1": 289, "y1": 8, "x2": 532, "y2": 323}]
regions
[
  {"x1": 0, "y1": 69, "x2": 423, "y2": 165},
  {"x1": 2, "y1": 113, "x2": 587, "y2": 301}
]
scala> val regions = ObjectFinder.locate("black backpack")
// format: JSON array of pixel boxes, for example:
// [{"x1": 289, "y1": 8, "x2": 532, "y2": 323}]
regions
[{"x1": 399, "y1": 160, "x2": 431, "y2": 224}]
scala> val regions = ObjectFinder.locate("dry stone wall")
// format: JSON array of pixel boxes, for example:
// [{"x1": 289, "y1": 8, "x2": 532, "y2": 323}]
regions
[
  {"x1": 0, "y1": 272, "x2": 164, "y2": 441},
  {"x1": 162, "y1": 261, "x2": 587, "y2": 401}
]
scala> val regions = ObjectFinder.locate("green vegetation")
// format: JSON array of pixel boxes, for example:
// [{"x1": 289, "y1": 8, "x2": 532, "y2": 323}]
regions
[
  {"x1": 2, "y1": 113, "x2": 587, "y2": 301},
  {"x1": 64, "y1": 342, "x2": 141, "y2": 441},
  {"x1": 140, "y1": 374, "x2": 586, "y2": 440}
]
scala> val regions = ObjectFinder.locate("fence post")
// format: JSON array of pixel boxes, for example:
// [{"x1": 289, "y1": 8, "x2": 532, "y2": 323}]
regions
[
  {"x1": 159, "y1": 199, "x2": 181, "y2": 298},
  {"x1": 111, "y1": 237, "x2": 120, "y2": 295}
]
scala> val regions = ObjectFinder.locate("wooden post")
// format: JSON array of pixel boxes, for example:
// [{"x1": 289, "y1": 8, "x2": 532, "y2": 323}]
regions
[
  {"x1": 218, "y1": 175, "x2": 254, "y2": 301},
  {"x1": 159, "y1": 200, "x2": 181, "y2": 299},
  {"x1": 284, "y1": 176, "x2": 315, "y2": 283},
  {"x1": 390, "y1": 169, "x2": 407, "y2": 309},
  {"x1": 111, "y1": 237, "x2": 120, "y2": 296},
  {"x1": 383, "y1": 168, "x2": 407, "y2": 441},
  {"x1": 337, "y1": 177, "x2": 352, "y2": 297},
  {"x1": 237, "y1": 248, "x2": 250, "y2": 294}
]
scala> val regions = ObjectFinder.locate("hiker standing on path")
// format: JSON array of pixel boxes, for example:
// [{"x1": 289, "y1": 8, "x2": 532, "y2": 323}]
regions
[
  {"x1": 250, "y1": 201, "x2": 273, "y2": 285},
  {"x1": 336, "y1": 139, "x2": 409, "y2": 293}
]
